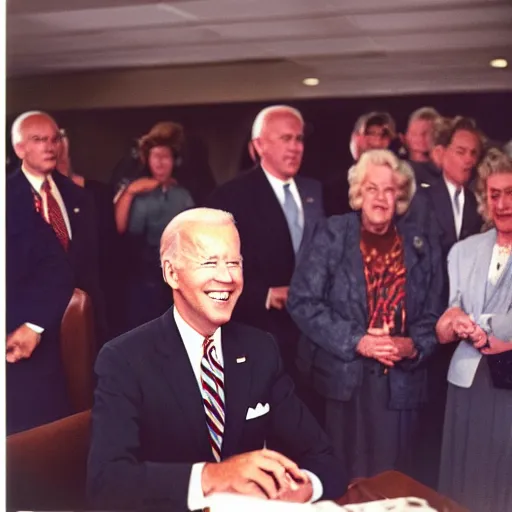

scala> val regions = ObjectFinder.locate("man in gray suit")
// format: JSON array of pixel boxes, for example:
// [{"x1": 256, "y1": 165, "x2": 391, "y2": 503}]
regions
[{"x1": 206, "y1": 106, "x2": 324, "y2": 413}]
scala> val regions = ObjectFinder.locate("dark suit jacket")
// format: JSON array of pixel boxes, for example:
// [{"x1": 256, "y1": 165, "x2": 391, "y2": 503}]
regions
[
  {"x1": 408, "y1": 160, "x2": 442, "y2": 189},
  {"x1": 205, "y1": 167, "x2": 324, "y2": 357},
  {"x1": 8, "y1": 169, "x2": 106, "y2": 343},
  {"x1": 87, "y1": 309, "x2": 347, "y2": 510},
  {"x1": 6, "y1": 173, "x2": 75, "y2": 433},
  {"x1": 287, "y1": 212, "x2": 443, "y2": 409}
]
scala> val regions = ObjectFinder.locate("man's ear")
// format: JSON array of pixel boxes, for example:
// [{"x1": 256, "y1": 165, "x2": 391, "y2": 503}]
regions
[
  {"x1": 162, "y1": 260, "x2": 179, "y2": 290},
  {"x1": 251, "y1": 137, "x2": 263, "y2": 159},
  {"x1": 431, "y1": 145, "x2": 444, "y2": 167},
  {"x1": 13, "y1": 142, "x2": 25, "y2": 161}
]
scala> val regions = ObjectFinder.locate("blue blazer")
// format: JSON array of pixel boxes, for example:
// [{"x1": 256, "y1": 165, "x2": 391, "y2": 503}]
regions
[
  {"x1": 206, "y1": 166, "x2": 324, "y2": 350},
  {"x1": 87, "y1": 309, "x2": 347, "y2": 510},
  {"x1": 287, "y1": 212, "x2": 444, "y2": 409}
]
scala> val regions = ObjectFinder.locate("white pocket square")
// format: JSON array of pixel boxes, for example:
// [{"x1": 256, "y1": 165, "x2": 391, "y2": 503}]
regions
[{"x1": 245, "y1": 402, "x2": 270, "y2": 420}]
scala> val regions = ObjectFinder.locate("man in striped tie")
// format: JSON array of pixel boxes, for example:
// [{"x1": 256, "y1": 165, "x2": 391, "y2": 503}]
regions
[{"x1": 88, "y1": 208, "x2": 347, "y2": 511}]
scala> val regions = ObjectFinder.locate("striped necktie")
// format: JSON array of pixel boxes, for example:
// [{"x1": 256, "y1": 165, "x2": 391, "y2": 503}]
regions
[
  {"x1": 200, "y1": 337, "x2": 225, "y2": 462},
  {"x1": 41, "y1": 179, "x2": 70, "y2": 251}
]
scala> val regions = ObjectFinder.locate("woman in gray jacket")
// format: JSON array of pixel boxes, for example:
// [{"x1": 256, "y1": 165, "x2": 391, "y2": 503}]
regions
[{"x1": 436, "y1": 147, "x2": 512, "y2": 512}]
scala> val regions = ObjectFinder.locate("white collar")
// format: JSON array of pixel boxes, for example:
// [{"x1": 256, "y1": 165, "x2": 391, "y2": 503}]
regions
[
  {"x1": 173, "y1": 306, "x2": 221, "y2": 349},
  {"x1": 261, "y1": 166, "x2": 295, "y2": 189},
  {"x1": 22, "y1": 166, "x2": 54, "y2": 194},
  {"x1": 443, "y1": 175, "x2": 464, "y2": 199}
]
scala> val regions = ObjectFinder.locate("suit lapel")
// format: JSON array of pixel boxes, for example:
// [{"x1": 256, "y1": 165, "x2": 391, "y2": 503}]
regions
[
  {"x1": 432, "y1": 181, "x2": 457, "y2": 243},
  {"x1": 344, "y1": 215, "x2": 369, "y2": 320},
  {"x1": 153, "y1": 309, "x2": 212, "y2": 456},
  {"x1": 220, "y1": 323, "x2": 251, "y2": 458},
  {"x1": 460, "y1": 188, "x2": 480, "y2": 239}
]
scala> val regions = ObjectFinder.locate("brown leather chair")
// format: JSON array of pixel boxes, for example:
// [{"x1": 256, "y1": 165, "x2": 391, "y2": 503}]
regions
[
  {"x1": 61, "y1": 288, "x2": 96, "y2": 412},
  {"x1": 6, "y1": 410, "x2": 92, "y2": 511}
]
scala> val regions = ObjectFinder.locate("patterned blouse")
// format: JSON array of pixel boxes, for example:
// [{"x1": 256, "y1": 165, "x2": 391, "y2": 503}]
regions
[{"x1": 360, "y1": 225, "x2": 407, "y2": 335}]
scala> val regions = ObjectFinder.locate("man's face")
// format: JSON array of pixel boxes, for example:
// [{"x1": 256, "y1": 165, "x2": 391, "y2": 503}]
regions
[
  {"x1": 441, "y1": 130, "x2": 481, "y2": 187},
  {"x1": 253, "y1": 112, "x2": 304, "y2": 180},
  {"x1": 406, "y1": 119, "x2": 434, "y2": 157},
  {"x1": 360, "y1": 124, "x2": 392, "y2": 153},
  {"x1": 360, "y1": 163, "x2": 398, "y2": 232},
  {"x1": 148, "y1": 146, "x2": 174, "y2": 184},
  {"x1": 165, "y1": 222, "x2": 244, "y2": 336},
  {"x1": 14, "y1": 115, "x2": 61, "y2": 176},
  {"x1": 487, "y1": 173, "x2": 512, "y2": 235}
]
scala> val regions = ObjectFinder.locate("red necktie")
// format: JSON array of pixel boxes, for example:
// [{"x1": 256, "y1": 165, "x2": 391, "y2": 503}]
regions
[
  {"x1": 200, "y1": 337, "x2": 225, "y2": 461},
  {"x1": 41, "y1": 180, "x2": 70, "y2": 251}
]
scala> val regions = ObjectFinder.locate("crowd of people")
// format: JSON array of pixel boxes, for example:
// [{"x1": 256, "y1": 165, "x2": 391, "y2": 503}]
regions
[{"x1": 6, "y1": 104, "x2": 512, "y2": 512}]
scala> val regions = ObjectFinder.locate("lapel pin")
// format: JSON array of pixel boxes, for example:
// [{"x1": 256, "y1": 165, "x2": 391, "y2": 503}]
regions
[
  {"x1": 236, "y1": 356, "x2": 246, "y2": 363},
  {"x1": 420, "y1": 183, "x2": 430, "y2": 188},
  {"x1": 306, "y1": 197, "x2": 314, "y2": 203},
  {"x1": 73, "y1": 207, "x2": 80, "y2": 213}
]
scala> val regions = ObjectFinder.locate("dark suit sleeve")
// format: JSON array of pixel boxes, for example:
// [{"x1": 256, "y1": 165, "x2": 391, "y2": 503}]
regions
[
  {"x1": 287, "y1": 219, "x2": 366, "y2": 362},
  {"x1": 87, "y1": 344, "x2": 193, "y2": 510},
  {"x1": 6, "y1": 219, "x2": 74, "y2": 333},
  {"x1": 265, "y1": 335, "x2": 348, "y2": 500}
]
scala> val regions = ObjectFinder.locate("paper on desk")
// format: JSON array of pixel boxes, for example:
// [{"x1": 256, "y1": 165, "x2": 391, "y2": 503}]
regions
[{"x1": 206, "y1": 493, "x2": 437, "y2": 512}]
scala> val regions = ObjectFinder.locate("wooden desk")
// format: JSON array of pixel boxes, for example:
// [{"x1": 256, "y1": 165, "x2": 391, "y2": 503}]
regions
[{"x1": 337, "y1": 471, "x2": 468, "y2": 512}]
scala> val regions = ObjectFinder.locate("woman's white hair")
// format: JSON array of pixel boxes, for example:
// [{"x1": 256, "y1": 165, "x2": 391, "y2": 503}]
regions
[
  {"x1": 251, "y1": 105, "x2": 304, "y2": 140},
  {"x1": 11, "y1": 110, "x2": 48, "y2": 145},
  {"x1": 160, "y1": 207, "x2": 236, "y2": 268},
  {"x1": 475, "y1": 146, "x2": 512, "y2": 226},
  {"x1": 348, "y1": 149, "x2": 416, "y2": 215}
]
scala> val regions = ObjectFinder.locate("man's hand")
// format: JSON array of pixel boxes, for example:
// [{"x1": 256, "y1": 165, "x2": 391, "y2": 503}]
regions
[
  {"x1": 6, "y1": 325, "x2": 41, "y2": 363},
  {"x1": 467, "y1": 325, "x2": 488, "y2": 349},
  {"x1": 357, "y1": 333, "x2": 401, "y2": 367},
  {"x1": 127, "y1": 177, "x2": 160, "y2": 196},
  {"x1": 201, "y1": 449, "x2": 308, "y2": 500},
  {"x1": 276, "y1": 472, "x2": 313, "y2": 503},
  {"x1": 268, "y1": 287, "x2": 289, "y2": 310}
]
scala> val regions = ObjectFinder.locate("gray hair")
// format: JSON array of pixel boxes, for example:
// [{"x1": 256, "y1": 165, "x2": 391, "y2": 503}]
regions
[
  {"x1": 475, "y1": 147, "x2": 512, "y2": 225},
  {"x1": 11, "y1": 110, "x2": 51, "y2": 145},
  {"x1": 160, "y1": 208, "x2": 236, "y2": 268},
  {"x1": 348, "y1": 149, "x2": 416, "y2": 215},
  {"x1": 407, "y1": 107, "x2": 440, "y2": 128},
  {"x1": 251, "y1": 105, "x2": 304, "y2": 140}
]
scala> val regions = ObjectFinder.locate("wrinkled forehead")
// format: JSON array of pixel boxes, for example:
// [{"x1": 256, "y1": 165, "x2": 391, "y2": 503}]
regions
[{"x1": 180, "y1": 223, "x2": 241, "y2": 260}]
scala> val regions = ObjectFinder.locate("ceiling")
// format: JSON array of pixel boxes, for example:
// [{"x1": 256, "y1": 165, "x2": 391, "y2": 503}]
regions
[{"x1": 6, "y1": 0, "x2": 512, "y2": 99}]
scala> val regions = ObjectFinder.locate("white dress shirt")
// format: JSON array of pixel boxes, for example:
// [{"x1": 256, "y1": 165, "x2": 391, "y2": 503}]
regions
[
  {"x1": 444, "y1": 177, "x2": 465, "y2": 239},
  {"x1": 262, "y1": 167, "x2": 304, "y2": 230},
  {"x1": 173, "y1": 308, "x2": 322, "y2": 510},
  {"x1": 21, "y1": 168, "x2": 73, "y2": 334},
  {"x1": 261, "y1": 167, "x2": 304, "y2": 309}
]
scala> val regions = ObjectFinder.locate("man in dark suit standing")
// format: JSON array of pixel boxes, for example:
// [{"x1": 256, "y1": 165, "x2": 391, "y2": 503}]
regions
[
  {"x1": 409, "y1": 116, "x2": 484, "y2": 488},
  {"x1": 9, "y1": 111, "x2": 106, "y2": 344},
  {"x1": 6, "y1": 113, "x2": 78, "y2": 433},
  {"x1": 87, "y1": 208, "x2": 347, "y2": 511},
  {"x1": 206, "y1": 106, "x2": 324, "y2": 379}
]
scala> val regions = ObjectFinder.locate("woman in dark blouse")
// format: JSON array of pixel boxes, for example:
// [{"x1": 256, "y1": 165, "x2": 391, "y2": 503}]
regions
[{"x1": 288, "y1": 149, "x2": 443, "y2": 480}]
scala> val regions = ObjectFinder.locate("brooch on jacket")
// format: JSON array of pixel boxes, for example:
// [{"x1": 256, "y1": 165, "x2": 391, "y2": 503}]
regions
[{"x1": 413, "y1": 236, "x2": 424, "y2": 252}]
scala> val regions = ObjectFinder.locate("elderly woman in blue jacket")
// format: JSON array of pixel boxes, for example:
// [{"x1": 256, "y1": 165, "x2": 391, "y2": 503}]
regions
[{"x1": 288, "y1": 149, "x2": 443, "y2": 480}]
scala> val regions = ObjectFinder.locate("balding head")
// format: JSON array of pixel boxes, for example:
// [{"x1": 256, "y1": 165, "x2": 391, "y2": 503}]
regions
[{"x1": 11, "y1": 111, "x2": 62, "y2": 177}]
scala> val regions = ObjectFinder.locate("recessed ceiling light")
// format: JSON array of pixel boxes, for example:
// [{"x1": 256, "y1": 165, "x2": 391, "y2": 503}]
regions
[
  {"x1": 302, "y1": 77, "x2": 320, "y2": 87},
  {"x1": 490, "y1": 58, "x2": 508, "y2": 69}
]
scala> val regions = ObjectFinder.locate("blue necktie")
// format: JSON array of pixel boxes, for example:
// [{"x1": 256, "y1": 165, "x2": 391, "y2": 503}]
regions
[{"x1": 283, "y1": 183, "x2": 303, "y2": 253}]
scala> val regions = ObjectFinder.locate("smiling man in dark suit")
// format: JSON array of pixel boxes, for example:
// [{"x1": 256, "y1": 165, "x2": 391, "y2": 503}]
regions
[
  {"x1": 9, "y1": 111, "x2": 105, "y2": 343},
  {"x1": 206, "y1": 106, "x2": 324, "y2": 381},
  {"x1": 87, "y1": 208, "x2": 346, "y2": 511}
]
